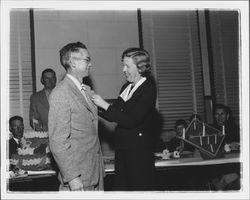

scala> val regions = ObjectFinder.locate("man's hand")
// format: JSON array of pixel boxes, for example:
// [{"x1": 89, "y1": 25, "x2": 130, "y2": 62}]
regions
[
  {"x1": 68, "y1": 177, "x2": 84, "y2": 191},
  {"x1": 32, "y1": 119, "x2": 44, "y2": 131},
  {"x1": 176, "y1": 141, "x2": 184, "y2": 153},
  {"x1": 230, "y1": 142, "x2": 240, "y2": 151},
  {"x1": 176, "y1": 145, "x2": 183, "y2": 152}
]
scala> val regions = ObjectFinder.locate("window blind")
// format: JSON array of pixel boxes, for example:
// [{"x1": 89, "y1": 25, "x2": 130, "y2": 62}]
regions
[
  {"x1": 9, "y1": 10, "x2": 33, "y2": 130},
  {"x1": 141, "y1": 10, "x2": 204, "y2": 131},
  {"x1": 209, "y1": 11, "x2": 239, "y2": 124}
]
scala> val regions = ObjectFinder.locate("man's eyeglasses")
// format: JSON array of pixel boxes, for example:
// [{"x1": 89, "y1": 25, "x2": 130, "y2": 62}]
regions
[{"x1": 75, "y1": 57, "x2": 91, "y2": 64}]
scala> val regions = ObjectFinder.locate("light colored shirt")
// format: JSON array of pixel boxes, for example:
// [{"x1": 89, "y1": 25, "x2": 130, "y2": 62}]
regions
[
  {"x1": 13, "y1": 137, "x2": 19, "y2": 144},
  {"x1": 66, "y1": 74, "x2": 90, "y2": 104},
  {"x1": 67, "y1": 74, "x2": 82, "y2": 91},
  {"x1": 45, "y1": 89, "x2": 51, "y2": 101},
  {"x1": 120, "y1": 77, "x2": 146, "y2": 101}
]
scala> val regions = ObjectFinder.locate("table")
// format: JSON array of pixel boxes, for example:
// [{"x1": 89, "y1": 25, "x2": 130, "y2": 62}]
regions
[
  {"x1": 8, "y1": 170, "x2": 59, "y2": 191},
  {"x1": 103, "y1": 151, "x2": 241, "y2": 190},
  {"x1": 8, "y1": 152, "x2": 240, "y2": 191},
  {"x1": 155, "y1": 151, "x2": 240, "y2": 168},
  {"x1": 8, "y1": 170, "x2": 56, "y2": 183},
  {"x1": 104, "y1": 151, "x2": 240, "y2": 173}
]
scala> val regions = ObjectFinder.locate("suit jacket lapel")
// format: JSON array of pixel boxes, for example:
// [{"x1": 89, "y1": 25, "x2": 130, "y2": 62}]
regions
[
  {"x1": 65, "y1": 76, "x2": 97, "y2": 119},
  {"x1": 125, "y1": 79, "x2": 147, "y2": 102},
  {"x1": 40, "y1": 89, "x2": 49, "y2": 109}
]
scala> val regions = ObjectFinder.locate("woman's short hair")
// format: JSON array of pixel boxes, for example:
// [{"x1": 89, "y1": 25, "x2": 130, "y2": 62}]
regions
[
  {"x1": 121, "y1": 47, "x2": 151, "y2": 77},
  {"x1": 59, "y1": 42, "x2": 87, "y2": 70}
]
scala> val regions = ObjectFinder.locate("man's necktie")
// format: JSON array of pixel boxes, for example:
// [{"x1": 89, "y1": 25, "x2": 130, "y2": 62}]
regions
[
  {"x1": 80, "y1": 84, "x2": 96, "y2": 113},
  {"x1": 80, "y1": 85, "x2": 90, "y2": 105},
  {"x1": 17, "y1": 139, "x2": 21, "y2": 148},
  {"x1": 80, "y1": 84, "x2": 97, "y2": 120}
]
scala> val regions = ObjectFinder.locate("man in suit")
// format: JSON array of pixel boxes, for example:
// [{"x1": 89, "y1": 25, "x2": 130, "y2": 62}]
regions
[
  {"x1": 212, "y1": 104, "x2": 240, "y2": 145},
  {"x1": 48, "y1": 42, "x2": 104, "y2": 191},
  {"x1": 29, "y1": 68, "x2": 57, "y2": 131},
  {"x1": 9, "y1": 116, "x2": 24, "y2": 158}
]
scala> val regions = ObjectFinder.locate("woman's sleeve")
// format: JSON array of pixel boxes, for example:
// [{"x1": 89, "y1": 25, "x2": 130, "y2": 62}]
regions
[{"x1": 104, "y1": 86, "x2": 156, "y2": 129}]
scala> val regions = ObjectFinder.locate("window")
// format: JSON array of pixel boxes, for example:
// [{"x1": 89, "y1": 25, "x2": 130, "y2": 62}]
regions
[
  {"x1": 209, "y1": 11, "x2": 239, "y2": 124},
  {"x1": 142, "y1": 10, "x2": 205, "y2": 131},
  {"x1": 9, "y1": 10, "x2": 33, "y2": 130}
]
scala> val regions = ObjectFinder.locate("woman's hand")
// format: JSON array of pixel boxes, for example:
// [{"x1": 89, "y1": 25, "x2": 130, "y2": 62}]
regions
[{"x1": 91, "y1": 94, "x2": 110, "y2": 110}]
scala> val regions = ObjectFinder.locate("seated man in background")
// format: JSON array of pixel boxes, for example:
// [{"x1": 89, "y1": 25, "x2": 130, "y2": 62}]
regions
[
  {"x1": 167, "y1": 119, "x2": 195, "y2": 152},
  {"x1": 212, "y1": 103, "x2": 240, "y2": 149},
  {"x1": 156, "y1": 119, "x2": 195, "y2": 153},
  {"x1": 9, "y1": 116, "x2": 24, "y2": 158},
  {"x1": 29, "y1": 68, "x2": 57, "y2": 131}
]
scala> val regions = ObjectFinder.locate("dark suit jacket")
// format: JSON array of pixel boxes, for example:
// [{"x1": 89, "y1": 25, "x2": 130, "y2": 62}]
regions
[
  {"x1": 211, "y1": 121, "x2": 240, "y2": 144},
  {"x1": 166, "y1": 137, "x2": 195, "y2": 152},
  {"x1": 29, "y1": 89, "x2": 49, "y2": 131},
  {"x1": 9, "y1": 137, "x2": 18, "y2": 158},
  {"x1": 104, "y1": 78, "x2": 157, "y2": 150}
]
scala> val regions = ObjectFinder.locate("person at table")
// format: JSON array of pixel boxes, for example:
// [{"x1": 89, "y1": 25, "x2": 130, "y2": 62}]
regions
[
  {"x1": 166, "y1": 119, "x2": 195, "y2": 153},
  {"x1": 29, "y1": 68, "x2": 57, "y2": 131},
  {"x1": 8, "y1": 116, "x2": 24, "y2": 158},
  {"x1": 211, "y1": 103, "x2": 240, "y2": 149},
  {"x1": 92, "y1": 47, "x2": 157, "y2": 191},
  {"x1": 48, "y1": 42, "x2": 104, "y2": 191}
]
